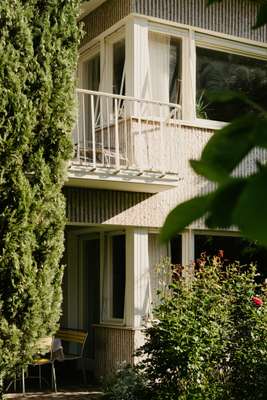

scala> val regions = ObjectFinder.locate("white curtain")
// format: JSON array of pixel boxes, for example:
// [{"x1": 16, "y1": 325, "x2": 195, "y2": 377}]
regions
[
  {"x1": 148, "y1": 32, "x2": 170, "y2": 116},
  {"x1": 148, "y1": 234, "x2": 169, "y2": 310}
]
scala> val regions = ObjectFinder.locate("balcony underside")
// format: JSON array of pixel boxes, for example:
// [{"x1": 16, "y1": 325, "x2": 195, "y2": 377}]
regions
[{"x1": 67, "y1": 163, "x2": 179, "y2": 193}]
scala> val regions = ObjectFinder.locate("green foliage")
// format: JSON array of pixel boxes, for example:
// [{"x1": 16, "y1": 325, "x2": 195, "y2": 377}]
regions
[
  {"x1": 103, "y1": 363, "x2": 148, "y2": 400},
  {"x1": 138, "y1": 260, "x2": 267, "y2": 400},
  {"x1": 0, "y1": 0, "x2": 80, "y2": 393},
  {"x1": 162, "y1": 2, "x2": 267, "y2": 245}
]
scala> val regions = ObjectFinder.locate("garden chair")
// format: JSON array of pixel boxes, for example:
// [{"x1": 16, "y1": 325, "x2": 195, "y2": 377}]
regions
[{"x1": 22, "y1": 336, "x2": 57, "y2": 393}]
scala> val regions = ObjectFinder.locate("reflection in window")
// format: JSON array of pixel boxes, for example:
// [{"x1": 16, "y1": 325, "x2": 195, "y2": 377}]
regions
[
  {"x1": 196, "y1": 48, "x2": 267, "y2": 121},
  {"x1": 170, "y1": 235, "x2": 182, "y2": 265},
  {"x1": 113, "y1": 39, "x2": 125, "y2": 95},
  {"x1": 112, "y1": 235, "x2": 126, "y2": 319},
  {"x1": 83, "y1": 53, "x2": 100, "y2": 91},
  {"x1": 169, "y1": 38, "x2": 182, "y2": 105},
  {"x1": 194, "y1": 235, "x2": 267, "y2": 281}
]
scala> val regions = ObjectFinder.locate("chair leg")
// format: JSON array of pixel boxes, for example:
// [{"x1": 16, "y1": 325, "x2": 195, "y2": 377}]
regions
[
  {"x1": 38, "y1": 365, "x2": 42, "y2": 389},
  {"x1": 22, "y1": 368, "x2": 25, "y2": 394},
  {"x1": 51, "y1": 363, "x2": 57, "y2": 393},
  {"x1": 82, "y1": 359, "x2": 87, "y2": 385}
]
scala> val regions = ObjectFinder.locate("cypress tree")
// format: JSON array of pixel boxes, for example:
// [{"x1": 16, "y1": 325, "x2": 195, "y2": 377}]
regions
[{"x1": 0, "y1": 0, "x2": 80, "y2": 394}]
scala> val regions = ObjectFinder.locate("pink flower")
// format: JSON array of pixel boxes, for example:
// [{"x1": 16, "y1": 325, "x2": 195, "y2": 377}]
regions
[{"x1": 251, "y1": 296, "x2": 263, "y2": 307}]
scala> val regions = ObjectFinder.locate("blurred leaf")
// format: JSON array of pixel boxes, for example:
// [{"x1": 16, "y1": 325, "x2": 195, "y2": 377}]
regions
[
  {"x1": 161, "y1": 195, "x2": 212, "y2": 241},
  {"x1": 206, "y1": 178, "x2": 247, "y2": 228},
  {"x1": 253, "y1": 3, "x2": 267, "y2": 28},
  {"x1": 190, "y1": 159, "x2": 229, "y2": 183},
  {"x1": 191, "y1": 115, "x2": 257, "y2": 181},
  {"x1": 207, "y1": 90, "x2": 248, "y2": 104},
  {"x1": 233, "y1": 169, "x2": 267, "y2": 246},
  {"x1": 207, "y1": 90, "x2": 265, "y2": 114}
]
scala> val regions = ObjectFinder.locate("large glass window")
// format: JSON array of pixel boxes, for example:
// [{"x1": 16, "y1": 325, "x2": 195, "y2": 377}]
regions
[
  {"x1": 195, "y1": 235, "x2": 267, "y2": 281},
  {"x1": 196, "y1": 48, "x2": 267, "y2": 121},
  {"x1": 112, "y1": 234, "x2": 126, "y2": 319}
]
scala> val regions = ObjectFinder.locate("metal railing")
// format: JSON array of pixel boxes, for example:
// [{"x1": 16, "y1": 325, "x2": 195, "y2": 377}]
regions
[{"x1": 72, "y1": 88, "x2": 182, "y2": 175}]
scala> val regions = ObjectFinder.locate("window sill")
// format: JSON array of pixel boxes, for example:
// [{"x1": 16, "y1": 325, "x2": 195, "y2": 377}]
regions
[{"x1": 93, "y1": 323, "x2": 135, "y2": 331}]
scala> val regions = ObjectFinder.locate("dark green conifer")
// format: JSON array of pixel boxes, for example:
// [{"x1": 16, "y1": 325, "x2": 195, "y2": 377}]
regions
[{"x1": 0, "y1": 1, "x2": 80, "y2": 394}]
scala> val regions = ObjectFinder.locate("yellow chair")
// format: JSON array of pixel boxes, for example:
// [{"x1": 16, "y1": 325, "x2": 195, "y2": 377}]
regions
[
  {"x1": 56, "y1": 329, "x2": 88, "y2": 384},
  {"x1": 22, "y1": 336, "x2": 57, "y2": 393}
]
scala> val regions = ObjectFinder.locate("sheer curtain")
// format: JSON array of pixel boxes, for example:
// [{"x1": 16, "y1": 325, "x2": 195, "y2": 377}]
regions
[{"x1": 148, "y1": 32, "x2": 170, "y2": 116}]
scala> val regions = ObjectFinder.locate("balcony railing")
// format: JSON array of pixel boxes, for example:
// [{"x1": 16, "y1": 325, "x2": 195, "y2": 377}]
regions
[{"x1": 72, "y1": 89, "x2": 182, "y2": 177}]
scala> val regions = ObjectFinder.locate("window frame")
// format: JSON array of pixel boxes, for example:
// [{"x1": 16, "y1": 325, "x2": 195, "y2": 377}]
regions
[
  {"x1": 194, "y1": 33, "x2": 267, "y2": 126},
  {"x1": 78, "y1": 44, "x2": 101, "y2": 90},
  {"x1": 104, "y1": 29, "x2": 126, "y2": 95},
  {"x1": 101, "y1": 231, "x2": 126, "y2": 326}
]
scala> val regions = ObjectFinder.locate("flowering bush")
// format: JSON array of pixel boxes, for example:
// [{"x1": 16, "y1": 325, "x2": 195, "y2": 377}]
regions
[
  {"x1": 137, "y1": 258, "x2": 267, "y2": 400},
  {"x1": 103, "y1": 363, "x2": 148, "y2": 400}
]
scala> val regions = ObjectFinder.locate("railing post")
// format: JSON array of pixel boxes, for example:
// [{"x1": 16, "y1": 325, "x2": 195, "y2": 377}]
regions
[
  {"x1": 82, "y1": 93, "x2": 86, "y2": 163},
  {"x1": 76, "y1": 91, "x2": 80, "y2": 161},
  {"x1": 91, "y1": 94, "x2": 96, "y2": 168},
  {"x1": 160, "y1": 104, "x2": 165, "y2": 176},
  {"x1": 114, "y1": 98, "x2": 120, "y2": 170},
  {"x1": 100, "y1": 96, "x2": 104, "y2": 165}
]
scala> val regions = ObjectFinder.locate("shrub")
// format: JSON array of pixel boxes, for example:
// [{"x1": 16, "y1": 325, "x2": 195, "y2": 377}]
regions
[
  {"x1": 137, "y1": 258, "x2": 267, "y2": 400},
  {"x1": 103, "y1": 363, "x2": 148, "y2": 400}
]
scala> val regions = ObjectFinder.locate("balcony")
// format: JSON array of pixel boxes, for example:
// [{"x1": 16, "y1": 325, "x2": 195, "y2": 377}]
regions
[{"x1": 67, "y1": 89, "x2": 182, "y2": 192}]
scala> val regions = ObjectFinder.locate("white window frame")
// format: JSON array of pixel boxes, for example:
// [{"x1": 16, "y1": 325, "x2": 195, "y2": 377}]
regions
[
  {"x1": 101, "y1": 230, "x2": 126, "y2": 325},
  {"x1": 77, "y1": 14, "x2": 267, "y2": 129},
  {"x1": 78, "y1": 44, "x2": 101, "y2": 90},
  {"x1": 194, "y1": 33, "x2": 267, "y2": 127},
  {"x1": 147, "y1": 23, "x2": 187, "y2": 118},
  {"x1": 104, "y1": 28, "x2": 126, "y2": 95}
]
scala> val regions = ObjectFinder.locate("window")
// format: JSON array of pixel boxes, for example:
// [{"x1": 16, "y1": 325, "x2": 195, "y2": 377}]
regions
[
  {"x1": 170, "y1": 235, "x2": 182, "y2": 265},
  {"x1": 111, "y1": 234, "x2": 126, "y2": 319},
  {"x1": 113, "y1": 39, "x2": 125, "y2": 95},
  {"x1": 169, "y1": 38, "x2": 182, "y2": 105},
  {"x1": 196, "y1": 47, "x2": 267, "y2": 122},
  {"x1": 82, "y1": 52, "x2": 100, "y2": 91},
  {"x1": 194, "y1": 235, "x2": 267, "y2": 281},
  {"x1": 149, "y1": 32, "x2": 182, "y2": 105}
]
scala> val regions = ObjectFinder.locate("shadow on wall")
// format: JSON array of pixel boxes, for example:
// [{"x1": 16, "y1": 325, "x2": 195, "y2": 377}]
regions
[{"x1": 63, "y1": 187, "x2": 153, "y2": 225}]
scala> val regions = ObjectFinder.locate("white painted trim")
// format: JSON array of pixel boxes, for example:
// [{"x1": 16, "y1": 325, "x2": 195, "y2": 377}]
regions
[
  {"x1": 195, "y1": 32, "x2": 267, "y2": 61},
  {"x1": 78, "y1": 44, "x2": 100, "y2": 90},
  {"x1": 130, "y1": 13, "x2": 267, "y2": 49},
  {"x1": 67, "y1": 233, "x2": 79, "y2": 329},
  {"x1": 79, "y1": 43, "x2": 100, "y2": 63},
  {"x1": 182, "y1": 230, "x2": 195, "y2": 267},
  {"x1": 125, "y1": 228, "x2": 134, "y2": 327},
  {"x1": 78, "y1": 12, "x2": 267, "y2": 129},
  {"x1": 79, "y1": 19, "x2": 127, "y2": 55},
  {"x1": 193, "y1": 229, "x2": 240, "y2": 237}
]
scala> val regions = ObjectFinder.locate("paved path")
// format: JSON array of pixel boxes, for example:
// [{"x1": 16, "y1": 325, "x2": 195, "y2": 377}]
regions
[{"x1": 6, "y1": 388, "x2": 104, "y2": 400}]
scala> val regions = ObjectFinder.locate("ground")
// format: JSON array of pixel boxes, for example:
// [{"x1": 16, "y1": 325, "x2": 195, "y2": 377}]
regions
[{"x1": 6, "y1": 388, "x2": 103, "y2": 399}]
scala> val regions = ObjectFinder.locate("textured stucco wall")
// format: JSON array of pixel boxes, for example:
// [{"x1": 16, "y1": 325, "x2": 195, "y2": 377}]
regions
[
  {"x1": 80, "y1": 0, "x2": 267, "y2": 44},
  {"x1": 65, "y1": 125, "x2": 267, "y2": 229},
  {"x1": 80, "y1": 0, "x2": 132, "y2": 46},
  {"x1": 133, "y1": 0, "x2": 267, "y2": 42}
]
